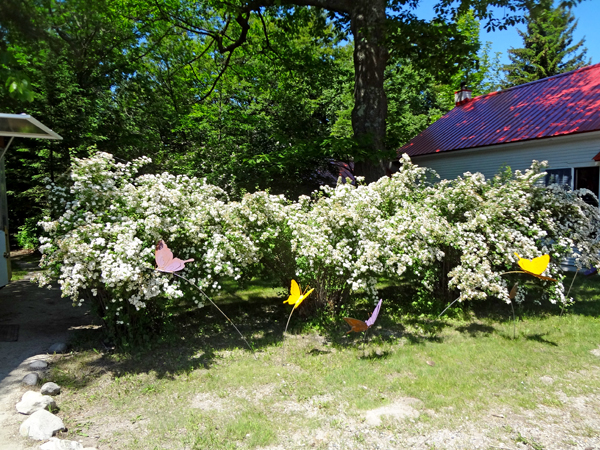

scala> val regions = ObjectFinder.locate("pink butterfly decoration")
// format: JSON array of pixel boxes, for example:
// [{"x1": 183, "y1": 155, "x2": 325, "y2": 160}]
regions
[{"x1": 155, "y1": 240, "x2": 194, "y2": 273}]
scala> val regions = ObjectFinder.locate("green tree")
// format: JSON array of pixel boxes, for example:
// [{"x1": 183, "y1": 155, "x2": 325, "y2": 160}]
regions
[
  {"x1": 0, "y1": 0, "x2": 39, "y2": 101},
  {"x1": 503, "y1": 2, "x2": 590, "y2": 86},
  {"x1": 157, "y1": 0, "x2": 584, "y2": 181},
  {"x1": 0, "y1": 0, "x2": 156, "y2": 234},
  {"x1": 0, "y1": 0, "x2": 585, "y2": 247},
  {"x1": 0, "y1": 0, "x2": 356, "y2": 236}
]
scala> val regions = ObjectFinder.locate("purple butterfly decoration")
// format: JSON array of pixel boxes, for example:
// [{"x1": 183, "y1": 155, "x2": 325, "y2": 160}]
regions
[
  {"x1": 365, "y1": 299, "x2": 382, "y2": 327},
  {"x1": 155, "y1": 240, "x2": 194, "y2": 273}
]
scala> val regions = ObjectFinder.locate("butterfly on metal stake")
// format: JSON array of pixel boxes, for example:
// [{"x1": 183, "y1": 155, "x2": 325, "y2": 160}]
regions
[
  {"x1": 499, "y1": 253, "x2": 557, "y2": 340},
  {"x1": 154, "y1": 240, "x2": 255, "y2": 358},
  {"x1": 344, "y1": 299, "x2": 383, "y2": 356},
  {"x1": 344, "y1": 299, "x2": 383, "y2": 334},
  {"x1": 281, "y1": 280, "x2": 314, "y2": 365}
]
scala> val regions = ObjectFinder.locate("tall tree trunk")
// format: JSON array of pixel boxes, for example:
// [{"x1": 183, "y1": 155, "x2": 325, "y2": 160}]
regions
[{"x1": 350, "y1": 0, "x2": 389, "y2": 183}]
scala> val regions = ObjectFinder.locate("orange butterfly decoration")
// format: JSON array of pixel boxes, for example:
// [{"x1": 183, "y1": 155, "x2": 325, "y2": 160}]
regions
[{"x1": 343, "y1": 318, "x2": 369, "y2": 333}]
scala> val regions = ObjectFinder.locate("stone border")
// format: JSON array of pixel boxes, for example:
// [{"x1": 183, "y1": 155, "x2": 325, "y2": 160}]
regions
[{"x1": 16, "y1": 343, "x2": 98, "y2": 450}]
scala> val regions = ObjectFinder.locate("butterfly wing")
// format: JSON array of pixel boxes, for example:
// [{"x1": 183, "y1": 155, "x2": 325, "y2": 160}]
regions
[
  {"x1": 516, "y1": 253, "x2": 549, "y2": 275},
  {"x1": 156, "y1": 240, "x2": 193, "y2": 273},
  {"x1": 343, "y1": 317, "x2": 368, "y2": 333},
  {"x1": 294, "y1": 287, "x2": 314, "y2": 310},
  {"x1": 156, "y1": 240, "x2": 174, "y2": 271},
  {"x1": 163, "y1": 257, "x2": 195, "y2": 273},
  {"x1": 284, "y1": 279, "x2": 301, "y2": 305},
  {"x1": 365, "y1": 299, "x2": 383, "y2": 328}
]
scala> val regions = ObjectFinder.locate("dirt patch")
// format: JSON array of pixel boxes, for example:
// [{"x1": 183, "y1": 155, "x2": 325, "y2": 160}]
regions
[
  {"x1": 190, "y1": 392, "x2": 229, "y2": 411},
  {"x1": 364, "y1": 397, "x2": 422, "y2": 426}
]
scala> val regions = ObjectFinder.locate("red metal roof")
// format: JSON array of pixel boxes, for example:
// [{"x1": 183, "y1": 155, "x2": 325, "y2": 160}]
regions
[{"x1": 399, "y1": 63, "x2": 600, "y2": 157}]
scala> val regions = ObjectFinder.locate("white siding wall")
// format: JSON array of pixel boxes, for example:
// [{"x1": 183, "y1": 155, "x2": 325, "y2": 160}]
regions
[{"x1": 409, "y1": 131, "x2": 600, "y2": 181}]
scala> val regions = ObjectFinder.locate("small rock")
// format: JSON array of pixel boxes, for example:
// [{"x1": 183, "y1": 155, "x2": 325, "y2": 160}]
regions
[
  {"x1": 540, "y1": 376, "x2": 554, "y2": 385},
  {"x1": 48, "y1": 343, "x2": 67, "y2": 354},
  {"x1": 40, "y1": 437, "x2": 83, "y2": 450},
  {"x1": 590, "y1": 348, "x2": 600, "y2": 357},
  {"x1": 16, "y1": 391, "x2": 58, "y2": 415},
  {"x1": 41, "y1": 382, "x2": 61, "y2": 396},
  {"x1": 22, "y1": 373, "x2": 40, "y2": 386},
  {"x1": 19, "y1": 409, "x2": 65, "y2": 440},
  {"x1": 30, "y1": 360, "x2": 49, "y2": 370}
]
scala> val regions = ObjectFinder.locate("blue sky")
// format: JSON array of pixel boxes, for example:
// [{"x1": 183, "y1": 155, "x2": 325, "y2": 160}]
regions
[{"x1": 413, "y1": 0, "x2": 600, "y2": 66}]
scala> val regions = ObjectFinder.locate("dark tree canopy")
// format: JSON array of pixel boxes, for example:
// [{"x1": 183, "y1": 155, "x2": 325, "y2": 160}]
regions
[{"x1": 503, "y1": 1, "x2": 590, "y2": 86}]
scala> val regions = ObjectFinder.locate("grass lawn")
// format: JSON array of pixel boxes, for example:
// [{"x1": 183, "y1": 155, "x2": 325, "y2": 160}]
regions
[
  {"x1": 45, "y1": 273, "x2": 600, "y2": 450},
  {"x1": 10, "y1": 250, "x2": 42, "y2": 281}
]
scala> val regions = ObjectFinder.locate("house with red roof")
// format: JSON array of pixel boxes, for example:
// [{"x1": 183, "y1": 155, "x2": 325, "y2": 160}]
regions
[{"x1": 398, "y1": 63, "x2": 600, "y2": 199}]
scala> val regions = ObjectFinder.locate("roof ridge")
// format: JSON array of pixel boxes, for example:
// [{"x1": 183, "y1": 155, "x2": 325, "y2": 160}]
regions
[{"x1": 471, "y1": 62, "x2": 600, "y2": 102}]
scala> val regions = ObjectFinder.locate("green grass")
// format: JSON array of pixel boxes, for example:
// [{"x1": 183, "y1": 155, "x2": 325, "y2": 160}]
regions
[
  {"x1": 48, "y1": 272, "x2": 600, "y2": 449},
  {"x1": 10, "y1": 252, "x2": 41, "y2": 281},
  {"x1": 10, "y1": 265, "x2": 29, "y2": 281}
]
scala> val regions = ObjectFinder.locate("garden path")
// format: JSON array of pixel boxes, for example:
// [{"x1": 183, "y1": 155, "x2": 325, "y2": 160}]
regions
[{"x1": 0, "y1": 252, "x2": 93, "y2": 450}]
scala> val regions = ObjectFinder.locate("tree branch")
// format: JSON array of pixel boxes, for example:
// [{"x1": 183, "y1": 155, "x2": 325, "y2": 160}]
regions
[
  {"x1": 243, "y1": 0, "x2": 353, "y2": 14},
  {"x1": 194, "y1": 48, "x2": 236, "y2": 104}
]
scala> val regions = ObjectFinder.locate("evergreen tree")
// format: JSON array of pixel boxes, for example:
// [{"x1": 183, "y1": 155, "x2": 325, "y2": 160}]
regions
[{"x1": 503, "y1": 3, "x2": 590, "y2": 86}]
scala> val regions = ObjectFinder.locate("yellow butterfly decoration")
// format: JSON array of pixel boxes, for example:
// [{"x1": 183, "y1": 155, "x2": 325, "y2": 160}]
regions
[
  {"x1": 283, "y1": 279, "x2": 314, "y2": 310},
  {"x1": 513, "y1": 253, "x2": 557, "y2": 282},
  {"x1": 282, "y1": 280, "x2": 314, "y2": 364}
]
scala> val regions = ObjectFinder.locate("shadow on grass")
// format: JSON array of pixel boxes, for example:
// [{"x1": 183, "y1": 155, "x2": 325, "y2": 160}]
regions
[
  {"x1": 56, "y1": 297, "x2": 289, "y2": 388},
  {"x1": 359, "y1": 349, "x2": 392, "y2": 360},
  {"x1": 59, "y1": 294, "x2": 445, "y2": 391},
  {"x1": 307, "y1": 348, "x2": 331, "y2": 356},
  {"x1": 524, "y1": 333, "x2": 558, "y2": 346},
  {"x1": 455, "y1": 323, "x2": 496, "y2": 336},
  {"x1": 56, "y1": 272, "x2": 600, "y2": 390}
]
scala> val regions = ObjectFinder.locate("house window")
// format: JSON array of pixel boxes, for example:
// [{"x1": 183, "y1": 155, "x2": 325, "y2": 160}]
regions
[
  {"x1": 545, "y1": 168, "x2": 572, "y2": 188},
  {"x1": 574, "y1": 166, "x2": 599, "y2": 206}
]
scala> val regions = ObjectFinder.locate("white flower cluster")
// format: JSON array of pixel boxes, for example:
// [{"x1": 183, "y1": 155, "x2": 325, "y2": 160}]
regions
[{"x1": 37, "y1": 152, "x2": 600, "y2": 326}]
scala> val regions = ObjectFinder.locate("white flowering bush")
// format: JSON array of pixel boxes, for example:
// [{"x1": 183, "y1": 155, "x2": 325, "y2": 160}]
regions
[
  {"x1": 36, "y1": 152, "x2": 266, "y2": 340},
  {"x1": 36, "y1": 152, "x2": 600, "y2": 340},
  {"x1": 285, "y1": 160, "x2": 447, "y2": 312},
  {"x1": 436, "y1": 162, "x2": 600, "y2": 306}
]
